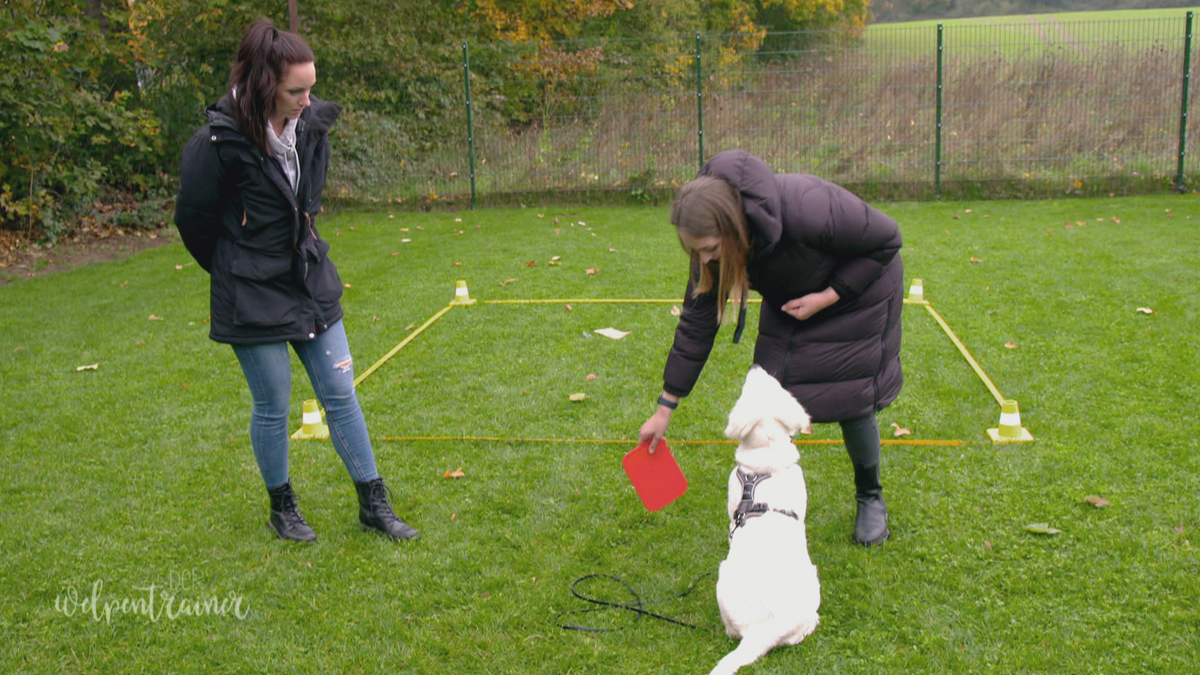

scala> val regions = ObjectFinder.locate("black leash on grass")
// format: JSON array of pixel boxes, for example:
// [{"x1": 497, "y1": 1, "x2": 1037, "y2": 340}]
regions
[{"x1": 554, "y1": 572, "x2": 713, "y2": 632}]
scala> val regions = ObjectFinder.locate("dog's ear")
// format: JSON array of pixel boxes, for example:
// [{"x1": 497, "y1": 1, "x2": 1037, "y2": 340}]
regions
[{"x1": 724, "y1": 389, "x2": 761, "y2": 441}]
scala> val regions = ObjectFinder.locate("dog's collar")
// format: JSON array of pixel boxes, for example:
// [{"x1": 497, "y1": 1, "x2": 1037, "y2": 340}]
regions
[{"x1": 729, "y1": 469, "x2": 799, "y2": 540}]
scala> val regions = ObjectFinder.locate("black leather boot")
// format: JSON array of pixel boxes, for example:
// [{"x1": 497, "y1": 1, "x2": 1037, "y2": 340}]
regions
[
  {"x1": 354, "y1": 478, "x2": 419, "y2": 540},
  {"x1": 267, "y1": 481, "x2": 316, "y2": 542},
  {"x1": 852, "y1": 463, "x2": 889, "y2": 546}
]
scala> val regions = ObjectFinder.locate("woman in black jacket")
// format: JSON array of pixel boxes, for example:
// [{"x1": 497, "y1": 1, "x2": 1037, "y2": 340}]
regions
[
  {"x1": 174, "y1": 19, "x2": 417, "y2": 542},
  {"x1": 638, "y1": 150, "x2": 903, "y2": 546}
]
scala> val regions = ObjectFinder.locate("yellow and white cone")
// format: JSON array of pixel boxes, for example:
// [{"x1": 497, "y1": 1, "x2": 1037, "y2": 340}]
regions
[
  {"x1": 291, "y1": 399, "x2": 329, "y2": 440},
  {"x1": 988, "y1": 399, "x2": 1034, "y2": 443},
  {"x1": 450, "y1": 279, "x2": 477, "y2": 306},
  {"x1": 905, "y1": 278, "x2": 926, "y2": 304}
]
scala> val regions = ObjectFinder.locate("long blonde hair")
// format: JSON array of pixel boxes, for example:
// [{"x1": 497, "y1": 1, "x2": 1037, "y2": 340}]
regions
[{"x1": 671, "y1": 176, "x2": 750, "y2": 322}]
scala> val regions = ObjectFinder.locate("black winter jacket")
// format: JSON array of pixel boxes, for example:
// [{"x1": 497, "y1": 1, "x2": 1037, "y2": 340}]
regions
[
  {"x1": 174, "y1": 94, "x2": 344, "y2": 344},
  {"x1": 663, "y1": 150, "x2": 904, "y2": 423}
]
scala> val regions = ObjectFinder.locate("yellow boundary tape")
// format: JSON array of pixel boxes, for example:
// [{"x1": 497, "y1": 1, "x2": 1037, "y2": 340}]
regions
[
  {"x1": 375, "y1": 436, "x2": 963, "y2": 446},
  {"x1": 353, "y1": 303, "x2": 455, "y2": 387},
  {"x1": 295, "y1": 280, "x2": 1020, "y2": 444}
]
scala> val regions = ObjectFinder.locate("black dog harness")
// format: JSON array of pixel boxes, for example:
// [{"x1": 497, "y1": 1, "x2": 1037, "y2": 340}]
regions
[{"x1": 729, "y1": 469, "x2": 800, "y2": 540}]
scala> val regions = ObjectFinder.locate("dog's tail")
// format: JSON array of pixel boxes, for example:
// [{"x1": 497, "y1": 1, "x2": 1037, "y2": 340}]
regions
[{"x1": 708, "y1": 628, "x2": 782, "y2": 675}]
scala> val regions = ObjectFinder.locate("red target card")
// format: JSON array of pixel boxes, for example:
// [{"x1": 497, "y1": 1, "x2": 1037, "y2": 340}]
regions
[{"x1": 622, "y1": 439, "x2": 688, "y2": 511}]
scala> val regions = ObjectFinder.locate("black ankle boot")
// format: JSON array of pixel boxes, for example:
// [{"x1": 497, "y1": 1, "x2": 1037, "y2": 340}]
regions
[
  {"x1": 267, "y1": 481, "x2": 316, "y2": 542},
  {"x1": 354, "y1": 478, "x2": 419, "y2": 540},
  {"x1": 852, "y1": 464, "x2": 890, "y2": 546}
]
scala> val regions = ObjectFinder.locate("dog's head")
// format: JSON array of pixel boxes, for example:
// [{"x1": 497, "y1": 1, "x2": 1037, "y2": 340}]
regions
[{"x1": 724, "y1": 365, "x2": 813, "y2": 450}]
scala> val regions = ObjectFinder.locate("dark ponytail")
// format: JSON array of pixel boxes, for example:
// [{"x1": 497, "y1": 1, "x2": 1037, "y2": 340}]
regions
[{"x1": 227, "y1": 18, "x2": 315, "y2": 155}]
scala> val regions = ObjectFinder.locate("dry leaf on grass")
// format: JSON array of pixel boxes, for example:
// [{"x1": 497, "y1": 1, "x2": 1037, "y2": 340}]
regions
[
  {"x1": 564, "y1": 304, "x2": 573, "y2": 311},
  {"x1": 1004, "y1": 341, "x2": 1018, "y2": 349},
  {"x1": 148, "y1": 315, "x2": 163, "y2": 321},
  {"x1": 75, "y1": 363, "x2": 99, "y2": 371},
  {"x1": 970, "y1": 256, "x2": 983, "y2": 263},
  {"x1": 890, "y1": 422, "x2": 912, "y2": 437},
  {"x1": 443, "y1": 468, "x2": 466, "y2": 478},
  {"x1": 1024, "y1": 523, "x2": 1062, "y2": 535},
  {"x1": 670, "y1": 305, "x2": 682, "y2": 317},
  {"x1": 594, "y1": 327, "x2": 630, "y2": 340},
  {"x1": 525, "y1": 260, "x2": 537, "y2": 267},
  {"x1": 585, "y1": 268, "x2": 598, "y2": 275},
  {"x1": 568, "y1": 393, "x2": 588, "y2": 402},
  {"x1": 1083, "y1": 495, "x2": 1111, "y2": 508},
  {"x1": 586, "y1": 374, "x2": 598, "y2": 381},
  {"x1": 1136, "y1": 307, "x2": 1155, "y2": 314}
]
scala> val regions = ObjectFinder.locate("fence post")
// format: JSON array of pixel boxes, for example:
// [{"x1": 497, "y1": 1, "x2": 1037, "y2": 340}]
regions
[
  {"x1": 935, "y1": 23, "x2": 944, "y2": 199},
  {"x1": 695, "y1": 32, "x2": 705, "y2": 170},
  {"x1": 463, "y1": 40, "x2": 477, "y2": 209},
  {"x1": 1176, "y1": 11, "x2": 1193, "y2": 193}
]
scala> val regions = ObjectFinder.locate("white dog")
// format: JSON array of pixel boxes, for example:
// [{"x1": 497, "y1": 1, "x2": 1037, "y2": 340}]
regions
[{"x1": 710, "y1": 365, "x2": 820, "y2": 675}]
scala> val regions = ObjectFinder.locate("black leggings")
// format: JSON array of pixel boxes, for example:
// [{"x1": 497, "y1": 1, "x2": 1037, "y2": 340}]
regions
[{"x1": 839, "y1": 412, "x2": 881, "y2": 469}]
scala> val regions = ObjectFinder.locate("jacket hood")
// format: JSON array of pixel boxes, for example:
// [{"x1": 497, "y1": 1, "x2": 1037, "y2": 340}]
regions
[
  {"x1": 207, "y1": 93, "x2": 342, "y2": 136},
  {"x1": 697, "y1": 150, "x2": 783, "y2": 256}
]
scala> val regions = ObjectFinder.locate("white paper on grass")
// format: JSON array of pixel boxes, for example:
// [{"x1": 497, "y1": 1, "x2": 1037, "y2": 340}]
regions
[{"x1": 594, "y1": 327, "x2": 630, "y2": 340}]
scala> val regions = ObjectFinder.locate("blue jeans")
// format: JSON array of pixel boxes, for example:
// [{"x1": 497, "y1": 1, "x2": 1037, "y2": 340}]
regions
[{"x1": 232, "y1": 320, "x2": 379, "y2": 489}]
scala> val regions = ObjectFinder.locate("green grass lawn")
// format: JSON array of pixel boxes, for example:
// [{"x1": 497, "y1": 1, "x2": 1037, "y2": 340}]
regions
[{"x1": 1, "y1": 194, "x2": 1198, "y2": 673}]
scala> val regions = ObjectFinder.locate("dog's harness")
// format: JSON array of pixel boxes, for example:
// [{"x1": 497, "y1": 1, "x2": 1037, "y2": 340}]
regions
[{"x1": 729, "y1": 469, "x2": 800, "y2": 540}]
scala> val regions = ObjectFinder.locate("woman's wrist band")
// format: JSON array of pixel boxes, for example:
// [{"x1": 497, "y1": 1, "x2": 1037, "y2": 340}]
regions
[{"x1": 657, "y1": 395, "x2": 679, "y2": 410}]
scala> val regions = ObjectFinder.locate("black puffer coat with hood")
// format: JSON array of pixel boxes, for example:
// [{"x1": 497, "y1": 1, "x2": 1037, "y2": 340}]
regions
[
  {"x1": 174, "y1": 93, "x2": 343, "y2": 344},
  {"x1": 663, "y1": 150, "x2": 904, "y2": 423}
]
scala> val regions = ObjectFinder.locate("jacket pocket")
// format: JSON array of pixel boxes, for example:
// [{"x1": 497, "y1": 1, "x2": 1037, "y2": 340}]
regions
[{"x1": 229, "y1": 246, "x2": 298, "y2": 328}]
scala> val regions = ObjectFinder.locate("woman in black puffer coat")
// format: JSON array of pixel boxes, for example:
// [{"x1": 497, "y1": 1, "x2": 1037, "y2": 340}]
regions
[
  {"x1": 638, "y1": 150, "x2": 903, "y2": 546},
  {"x1": 175, "y1": 19, "x2": 417, "y2": 542}
]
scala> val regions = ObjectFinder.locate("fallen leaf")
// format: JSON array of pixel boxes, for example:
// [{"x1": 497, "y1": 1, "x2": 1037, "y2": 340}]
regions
[
  {"x1": 550, "y1": 255, "x2": 561, "y2": 262},
  {"x1": 454, "y1": 262, "x2": 462, "y2": 266},
  {"x1": 1004, "y1": 341, "x2": 1018, "y2": 349},
  {"x1": 1111, "y1": 217, "x2": 1121, "y2": 223},
  {"x1": 568, "y1": 393, "x2": 588, "y2": 402},
  {"x1": 1177, "y1": 525, "x2": 1186, "y2": 534},
  {"x1": 537, "y1": 213, "x2": 544, "y2": 218},
  {"x1": 344, "y1": 283, "x2": 352, "y2": 288},
  {"x1": 148, "y1": 315, "x2": 163, "y2": 321},
  {"x1": 400, "y1": 228, "x2": 409, "y2": 232},
  {"x1": 965, "y1": 209, "x2": 973, "y2": 213},
  {"x1": 1136, "y1": 307, "x2": 1155, "y2": 314},
  {"x1": 401, "y1": 238, "x2": 411, "y2": 243},
  {"x1": 594, "y1": 327, "x2": 630, "y2": 340},
  {"x1": 952, "y1": 214, "x2": 961, "y2": 219},
  {"x1": 499, "y1": 278, "x2": 517, "y2": 286},
  {"x1": 578, "y1": 221, "x2": 587, "y2": 226},
  {"x1": 454, "y1": 218, "x2": 462, "y2": 222},
  {"x1": 391, "y1": 252, "x2": 400, "y2": 256},
  {"x1": 1076, "y1": 221, "x2": 1085, "y2": 227},
  {"x1": 388, "y1": 214, "x2": 395, "y2": 219},
  {"x1": 1083, "y1": 495, "x2": 1111, "y2": 508},
  {"x1": 525, "y1": 261, "x2": 537, "y2": 267},
  {"x1": 349, "y1": 227, "x2": 356, "y2": 231},
  {"x1": 1024, "y1": 523, "x2": 1062, "y2": 535},
  {"x1": 174, "y1": 265, "x2": 183, "y2": 270},
  {"x1": 369, "y1": 316, "x2": 378, "y2": 322},
  {"x1": 564, "y1": 304, "x2": 573, "y2": 311},
  {"x1": 585, "y1": 268, "x2": 598, "y2": 275},
  {"x1": 451, "y1": 513, "x2": 457, "y2": 520},
  {"x1": 76, "y1": 363, "x2": 99, "y2": 371},
  {"x1": 443, "y1": 468, "x2": 466, "y2": 478},
  {"x1": 181, "y1": 382, "x2": 189, "y2": 388},
  {"x1": 670, "y1": 305, "x2": 682, "y2": 317},
  {"x1": 890, "y1": 422, "x2": 912, "y2": 437},
  {"x1": 970, "y1": 256, "x2": 983, "y2": 263},
  {"x1": 416, "y1": 226, "x2": 424, "y2": 230},
  {"x1": 585, "y1": 373, "x2": 598, "y2": 381},
  {"x1": 554, "y1": 228, "x2": 561, "y2": 234},
  {"x1": 608, "y1": 248, "x2": 618, "y2": 253},
  {"x1": 984, "y1": 541, "x2": 993, "y2": 550}
]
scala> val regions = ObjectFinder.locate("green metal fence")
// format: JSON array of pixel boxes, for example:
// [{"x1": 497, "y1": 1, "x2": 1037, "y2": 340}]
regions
[{"x1": 324, "y1": 13, "x2": 1199, "y2": 207}]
